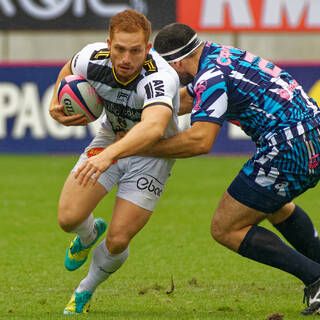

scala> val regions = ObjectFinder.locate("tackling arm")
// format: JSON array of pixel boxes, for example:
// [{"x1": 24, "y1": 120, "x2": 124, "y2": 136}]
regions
[
  {"x1": 178, "y1": 86, "x2": 194, "y2": 115},
  {"x1": 141, "y1": 121, "x2": 221, "y2": 158},
  {"x1": 75, "y1": 104, "x2": 173, "y2": 186},
  {"x1": 102, "y1": 105, "x2": 172, "y2": 160}
]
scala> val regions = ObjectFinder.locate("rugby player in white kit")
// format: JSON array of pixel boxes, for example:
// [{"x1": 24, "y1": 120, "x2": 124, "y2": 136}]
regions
[{"x1": 49, "y1": 10, "x2": 182, "y2": 314}]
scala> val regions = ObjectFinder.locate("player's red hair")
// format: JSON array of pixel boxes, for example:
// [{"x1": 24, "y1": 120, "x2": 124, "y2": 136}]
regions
[{"x1": 109, "y1": 10, "x2": 151, "y2": 44}]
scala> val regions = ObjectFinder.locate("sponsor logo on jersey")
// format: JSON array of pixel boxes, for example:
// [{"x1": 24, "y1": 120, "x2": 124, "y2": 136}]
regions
[
  {"x1": 87, "y1": 148, "x2": 117, "y2": 164},
  {"x1": 116, "y1": 91, "x2": 130, "y2": 105},
  {"x1": 143, "y1": 56, "x2": 158, "y2": 74},
  {"x1": 87, "y1": 148, "x2": 104, "y2": 157},
  {"x1": 104, "y1": 100, "x2": 142, "y2": 122},
  {"x1": 92, "y1": 49, "x2": 110, "y2": 60},
  {"x1": 194, "y1": 80, "x2": 207, "y2": 110},
  {"x1": 117, "y1": 116, "x2": 127, "y2": 129},
  {"x1": 136, "y1": 174, "x2": 164, "y2": 197},
  {"x1": 144, "y1": 59, "x2": 157, "y2": 72},
  {"x1": 144, "y1": 80, "x2": 165, "y2": 99}
]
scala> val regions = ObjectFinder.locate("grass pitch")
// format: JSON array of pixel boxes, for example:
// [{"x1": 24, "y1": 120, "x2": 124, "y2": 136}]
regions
[{"x1": 1, "y1": 155, "x2": 320, "y2": 320}]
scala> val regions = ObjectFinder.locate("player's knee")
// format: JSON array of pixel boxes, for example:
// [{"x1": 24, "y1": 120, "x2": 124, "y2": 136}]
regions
[
  {"x1": 210, "y1": 217, "x2": 228, "y2": 245},
  {"x1": 106, "y1": 233, "x2": 130, "y2": 254},
  {"x1": 58, "y1": 214, "x2": 76, "y2": 232},
  {"x1": 57, "y1": 203, "x2": 80, "y2": 232}
]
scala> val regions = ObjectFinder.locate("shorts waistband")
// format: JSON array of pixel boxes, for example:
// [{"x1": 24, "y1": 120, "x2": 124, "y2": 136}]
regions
[{"x1": 265, "y1": 116, "x2": 320, "y2": 146}]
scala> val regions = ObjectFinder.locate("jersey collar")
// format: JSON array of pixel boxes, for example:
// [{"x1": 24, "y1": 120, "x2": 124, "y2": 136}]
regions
[{"x1": 112, "y1": 66, "x2": 140, "y2": 86}]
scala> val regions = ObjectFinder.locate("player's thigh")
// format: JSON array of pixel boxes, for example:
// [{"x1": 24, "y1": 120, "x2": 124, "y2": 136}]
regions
[
  {"x1": 106, "y1": 196, "x2": 152, "y2": 253},
  {"x1": 211, "y1": 191, "x2": 267, "y2": 251},
  {"x1": 267, "y1": 201, "x2": 295, "y2": 225},
  {"x1": 105, "y1": 156, "x2": 174, "y2": 252},
  {"x1": 58, "y1": 151, "x2": 121, "y2": 224},
  {"x1": 58, "y1": 172, "x2": 107, "y2": 228},
  {"x1": 212, "y1": 190, "x2": 266, "y2": 236}
]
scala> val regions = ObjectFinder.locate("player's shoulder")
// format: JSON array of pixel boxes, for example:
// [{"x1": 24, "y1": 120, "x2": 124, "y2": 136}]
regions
[
  {"x1": 142, "y1": 49, "x2": 179, "y2": 84},
  {"x1": 78, "y1": 42, "x2": 109, "y2": 60},
  {"x1": 72, "y1": 42, "x2": 109, "y2": 75},
  {"x1": 135, "y1": 50, "x2": 180, "y2": 100},
  {"x1": 196, "y1": 63, "x2": 224, "y2": 84}
]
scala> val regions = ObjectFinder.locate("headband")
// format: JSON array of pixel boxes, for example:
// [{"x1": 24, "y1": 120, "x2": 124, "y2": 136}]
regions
[{"x1": 159, "y1": 34, "x2": 203, "y2": 63}]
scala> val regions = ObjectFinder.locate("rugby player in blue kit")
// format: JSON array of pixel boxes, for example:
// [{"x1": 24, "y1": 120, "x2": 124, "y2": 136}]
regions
[{"x1": 134, "y1": 23, "x2": 320, "y2": 315}]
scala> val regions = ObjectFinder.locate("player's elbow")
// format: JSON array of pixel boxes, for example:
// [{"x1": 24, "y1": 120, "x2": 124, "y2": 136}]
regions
[
  {"x1": 187, "y1": 131, "x2": 213, "y2": 155},
  {"x1": 149, "y1": 123, "x2": 166, "y2": 141},
  {"x1": 156, "y1": 126, "x2": 166, "y2": 139},
  {"x1": 201, "y1": 141, "x2": 213, "y2": 154},
  {"x1": 194, "y1": 140, "x2": 212, "y2": 155}
]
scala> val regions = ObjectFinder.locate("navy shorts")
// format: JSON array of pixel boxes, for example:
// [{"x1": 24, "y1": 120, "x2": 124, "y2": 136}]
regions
[{"x1": 228, "y1": 129, "x2": 320, "y2": 213}]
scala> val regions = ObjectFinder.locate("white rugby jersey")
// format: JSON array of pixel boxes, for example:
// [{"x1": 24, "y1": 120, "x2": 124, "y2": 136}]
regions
[{"x1": 71, "y1": 42, "x2": 180, "y2": 139}]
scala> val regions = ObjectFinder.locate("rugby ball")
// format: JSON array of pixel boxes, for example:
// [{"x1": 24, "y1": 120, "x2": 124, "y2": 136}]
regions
[{"x1": 57, "y1": 75, "x2": 103, "y2": 122}]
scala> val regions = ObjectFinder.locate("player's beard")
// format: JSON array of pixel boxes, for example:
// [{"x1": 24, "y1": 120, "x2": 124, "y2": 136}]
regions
[{"x1": 178, "y1": 71, "x2": 194, "y2": 86}]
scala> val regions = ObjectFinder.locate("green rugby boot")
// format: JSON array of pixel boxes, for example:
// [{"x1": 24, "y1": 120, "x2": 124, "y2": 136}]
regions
[
  {"x1": 63, "y1": 290, "x2": 93, "y2": 314},
  {"x1": 64, "y1": 218, "x2": 107, "y2": 271}
]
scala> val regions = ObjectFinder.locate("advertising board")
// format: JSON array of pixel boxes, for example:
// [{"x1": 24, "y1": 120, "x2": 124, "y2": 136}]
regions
[
  {"x1": 0, "y1": 0, "x2": 175, "y2": 30},
  {"x1": 177, "y1": 0, "x2": 320, "y2": 32},
  {"x1": 0, "y1": 62, "x2": 319, "y2": 154}
]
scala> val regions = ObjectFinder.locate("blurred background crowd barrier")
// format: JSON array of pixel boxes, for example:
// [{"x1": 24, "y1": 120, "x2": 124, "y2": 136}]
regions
[{"x1": 0, "y1": 0, "x2": 319, "y2": 154}]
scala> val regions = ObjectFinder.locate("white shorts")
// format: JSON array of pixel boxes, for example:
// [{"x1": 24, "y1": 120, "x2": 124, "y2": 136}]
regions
[{"x1": 72, "y1": 127, "x2": 175, "y2": 212}]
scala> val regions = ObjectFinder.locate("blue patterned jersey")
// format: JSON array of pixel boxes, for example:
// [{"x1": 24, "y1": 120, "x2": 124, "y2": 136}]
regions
[{"x1": 190, "y1": 42, "x2": 320, "y2": 147}]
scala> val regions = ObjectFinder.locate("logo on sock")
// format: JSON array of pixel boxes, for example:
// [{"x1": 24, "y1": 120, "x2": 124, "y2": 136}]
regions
[{"x1": 98, "y1": 267, "x2": 114, "y2": 275}]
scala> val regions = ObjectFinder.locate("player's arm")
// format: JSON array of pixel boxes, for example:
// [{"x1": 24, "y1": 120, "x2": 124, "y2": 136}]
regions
[
  {"x1": 75, "y1": 104, "x2": 173, "y2": 186},
  {"x1": 178, "y1": 86, "x2": 194, "y2": 115},
  {"x1": 49, "y1": 60, "x2": 89, "y2": 126},
  {"x1": 106, "y1": 105, "x2": 172, "y2": 158},
  {"x1": 141, "y1": 121, "x2": 220, "y2": 158},
  {"x1": 141, "y1": 73, "x2": 225, "y2": 158}
]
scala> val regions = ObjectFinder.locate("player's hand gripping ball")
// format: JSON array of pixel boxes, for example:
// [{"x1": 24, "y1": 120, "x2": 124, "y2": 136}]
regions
[{"x1": 58, "y1": 75, "x2": 103, "y2": 122}]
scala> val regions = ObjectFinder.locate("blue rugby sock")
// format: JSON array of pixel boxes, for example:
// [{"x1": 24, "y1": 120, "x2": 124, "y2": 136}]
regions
[
  {"x1": 238, "y1": 225, "x2": 320, "y2": 285},
  {"x1": 273, "y1": 205, "x2": 320, "y2": 264}
]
